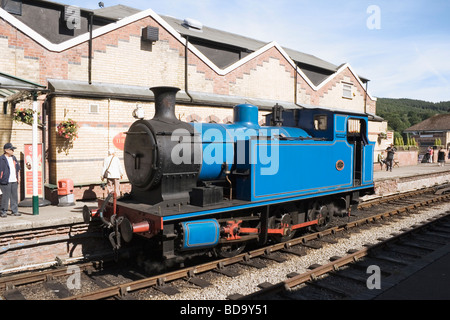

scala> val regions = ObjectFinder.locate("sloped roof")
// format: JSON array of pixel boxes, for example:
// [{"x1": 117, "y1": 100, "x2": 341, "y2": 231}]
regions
[
  {"x1": 47, "y1": 78, "x2": 299, "y2": 110},
  {"x1": 161, "y1": 15, "x2": 338, "y2": 73},
  {"x1": 84, "y1": 7, "x2": 340, "y2": 73},
  {"x1": 404, "y1": 114, "x2": 450, "y2": 132},
  {"x1": 93, "y1": 4, "x2": 141, "y2": 20}
]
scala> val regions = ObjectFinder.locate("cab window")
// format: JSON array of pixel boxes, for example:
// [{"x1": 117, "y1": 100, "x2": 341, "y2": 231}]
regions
[{"x1": 314, "y1": 115, "x2": 327, "y2": 131}]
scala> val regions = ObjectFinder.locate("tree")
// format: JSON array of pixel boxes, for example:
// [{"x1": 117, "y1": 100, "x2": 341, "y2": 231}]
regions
[{"x1": 376, "y1": 98, "x2": 450, "y2": 142}]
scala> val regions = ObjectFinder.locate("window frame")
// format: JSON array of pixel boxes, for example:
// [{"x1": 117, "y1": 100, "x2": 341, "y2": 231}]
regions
[{"x1": 342, "y1": 83, "x2": 353, "y2": 99}]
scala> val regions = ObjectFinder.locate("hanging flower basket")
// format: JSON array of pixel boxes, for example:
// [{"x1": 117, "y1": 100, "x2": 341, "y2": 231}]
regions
[
  {"x1": 13, "y1": 108, "x2": 40, "y2": 125},
  {"x1": 57, "y1": 119, "x2": 79, "y2": 141}
]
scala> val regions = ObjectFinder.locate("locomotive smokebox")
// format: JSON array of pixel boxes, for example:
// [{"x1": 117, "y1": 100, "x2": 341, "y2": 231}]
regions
[{"x1": 124, "y1": 86, "x2": 201, "y2": 206}]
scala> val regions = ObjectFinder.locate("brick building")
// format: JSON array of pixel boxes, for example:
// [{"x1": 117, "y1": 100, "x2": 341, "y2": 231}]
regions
[
  {"x1": 0, "y1": 1, "x2": 383, "y2": 202},
  {"x1": 404, "y1": 114, "x2": 450, "y2": 161}
]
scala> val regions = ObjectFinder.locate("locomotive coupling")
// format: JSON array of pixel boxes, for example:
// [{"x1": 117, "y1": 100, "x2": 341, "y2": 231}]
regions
[{"x1": 108, "y1": 214, "x2": 124, "y2": 250}]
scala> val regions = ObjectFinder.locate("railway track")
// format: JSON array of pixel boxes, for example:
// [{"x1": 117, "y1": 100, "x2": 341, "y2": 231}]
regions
[
  {"x1": 235, "y1": 210, "x2": 450, "y2": 300},
  {"x1": 0, "y1": 186, "x2": 449, "y2": 300}
]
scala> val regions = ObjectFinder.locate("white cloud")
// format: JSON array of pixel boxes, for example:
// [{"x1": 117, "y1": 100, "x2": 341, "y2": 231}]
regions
[{"x1": 361, "y1": 36, "x2": 450, "y2": 102}]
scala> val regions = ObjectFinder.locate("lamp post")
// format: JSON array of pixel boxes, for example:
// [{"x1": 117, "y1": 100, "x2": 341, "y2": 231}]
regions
[{"x1": 32, "y1": 91, "x2": 39, "y2": 215}]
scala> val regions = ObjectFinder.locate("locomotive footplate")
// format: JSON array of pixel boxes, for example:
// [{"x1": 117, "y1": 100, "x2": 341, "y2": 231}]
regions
[
  {"x1": 93, "y1": 196, "x2": 246, "y2": 243},
  {"x1": 89, "y1": 188, "x2": 361, "y2": 249}
]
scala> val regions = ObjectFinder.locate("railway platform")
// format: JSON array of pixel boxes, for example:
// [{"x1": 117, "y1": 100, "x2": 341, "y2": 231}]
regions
[
  {"x1": 0, "y1": 199, "x2": 96, "y2": 233},
  {"x1": 0, "y1": 163, "x2": 449, "y2": 300},
  {"x1": 374, "y1": 162, "x2": 450, "y2": 182}
]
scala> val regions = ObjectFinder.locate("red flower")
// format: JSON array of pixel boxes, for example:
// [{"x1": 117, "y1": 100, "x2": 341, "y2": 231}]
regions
[{"x1": 57, "y1": 119, "x2": 79, "y2": 141}]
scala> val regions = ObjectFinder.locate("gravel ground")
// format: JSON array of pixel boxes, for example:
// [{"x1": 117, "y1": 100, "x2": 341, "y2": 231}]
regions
[{"x1": 146, "y1": 201, "x2": 450, "y2": 300}]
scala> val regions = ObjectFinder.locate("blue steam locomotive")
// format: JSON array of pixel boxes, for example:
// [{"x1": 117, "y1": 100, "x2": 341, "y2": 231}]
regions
[{"x1": 86, "y1": 86, "x2": 374, "y2": 260}]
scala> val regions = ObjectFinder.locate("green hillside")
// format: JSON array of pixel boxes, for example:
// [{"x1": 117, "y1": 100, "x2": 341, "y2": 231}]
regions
[{"x1": 376, "y1": 98, "x2": 450, "y2": 139}]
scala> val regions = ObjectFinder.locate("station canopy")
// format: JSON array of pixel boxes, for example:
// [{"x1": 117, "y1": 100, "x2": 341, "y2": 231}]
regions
[{"x1": 0, "y1": 72, "x2": 47, "y2": 102}]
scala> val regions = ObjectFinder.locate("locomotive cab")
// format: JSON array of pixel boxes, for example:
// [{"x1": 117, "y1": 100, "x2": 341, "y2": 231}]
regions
[{"x1": 266, "y1": 105, "x2": 375, "y2": 188}]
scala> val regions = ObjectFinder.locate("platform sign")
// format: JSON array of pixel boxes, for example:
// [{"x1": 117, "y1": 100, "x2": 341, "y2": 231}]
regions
[
  {"x1": 24, "y1": 143, "x2": 44, "y2": 198},
  {"x1": 387, "y1": 131, "x2": 394, "y2": 140},
  {"x1": 113, "y1": 132, "x2": 126, "y2": 150}
]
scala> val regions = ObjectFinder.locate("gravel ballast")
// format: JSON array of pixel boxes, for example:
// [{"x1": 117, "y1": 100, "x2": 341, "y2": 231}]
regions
[{"x1": 147, "y1": 202, "x2": 450, "y2": 300}]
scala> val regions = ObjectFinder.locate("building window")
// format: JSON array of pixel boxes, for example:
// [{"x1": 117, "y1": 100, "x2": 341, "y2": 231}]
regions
[
  {"x1": 89, "y1": 104, "x2": 99, "y2": 114},
  {"x1": 342, "y1": 83, "x2": 352, "y2": 99}
]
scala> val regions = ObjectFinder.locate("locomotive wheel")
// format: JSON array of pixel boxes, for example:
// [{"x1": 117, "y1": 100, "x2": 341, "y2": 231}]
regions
[
  {"x1": 213, "y1": 217, "x2": 260, "y2": 257},
  {"x1": 307, "y1": 201, "x2": 331, "y2": 232},
  {"x1": 268, "y1": 213, "x2": 296, "y2": 243},
  {"x1": 214, "y1": 243, "x2": 246, "y2": 258}
]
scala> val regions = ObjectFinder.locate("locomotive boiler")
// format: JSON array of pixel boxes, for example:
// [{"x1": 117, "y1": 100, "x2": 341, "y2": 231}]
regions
[{"x1": 85, "y1": 86, "x2": 375, "y2": 261}]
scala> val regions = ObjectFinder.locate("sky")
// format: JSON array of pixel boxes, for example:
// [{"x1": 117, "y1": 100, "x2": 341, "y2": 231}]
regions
[{"x1": 60, "y1": 0, "x2": 450, "y2": 103}]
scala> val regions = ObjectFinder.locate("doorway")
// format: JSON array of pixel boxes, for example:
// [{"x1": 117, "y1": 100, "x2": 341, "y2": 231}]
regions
[{"x1": 347, "y1": 118, "x2": 367, "y2": 186}]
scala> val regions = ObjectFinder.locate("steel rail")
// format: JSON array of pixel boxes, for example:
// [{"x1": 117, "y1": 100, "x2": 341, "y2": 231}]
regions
[{"x1": 0, "y1": 260, "x2": 105, "y2": 290}]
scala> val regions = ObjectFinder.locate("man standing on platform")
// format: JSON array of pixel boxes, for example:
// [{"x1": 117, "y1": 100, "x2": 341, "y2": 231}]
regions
[
  {"x1": 0, "y1": 143, "x2": 21, "y2": 217},
  {"x1": 385, "y1": 144, "x2": 396, "y2": 172},
  {"x1": 101, "y1": 149, "x2": 124, "y2": 197}
]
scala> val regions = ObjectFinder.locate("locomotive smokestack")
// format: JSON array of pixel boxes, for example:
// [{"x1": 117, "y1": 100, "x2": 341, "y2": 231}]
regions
[{"x1": 150, "y1": 86, "x2": 180, "y2": 122}]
